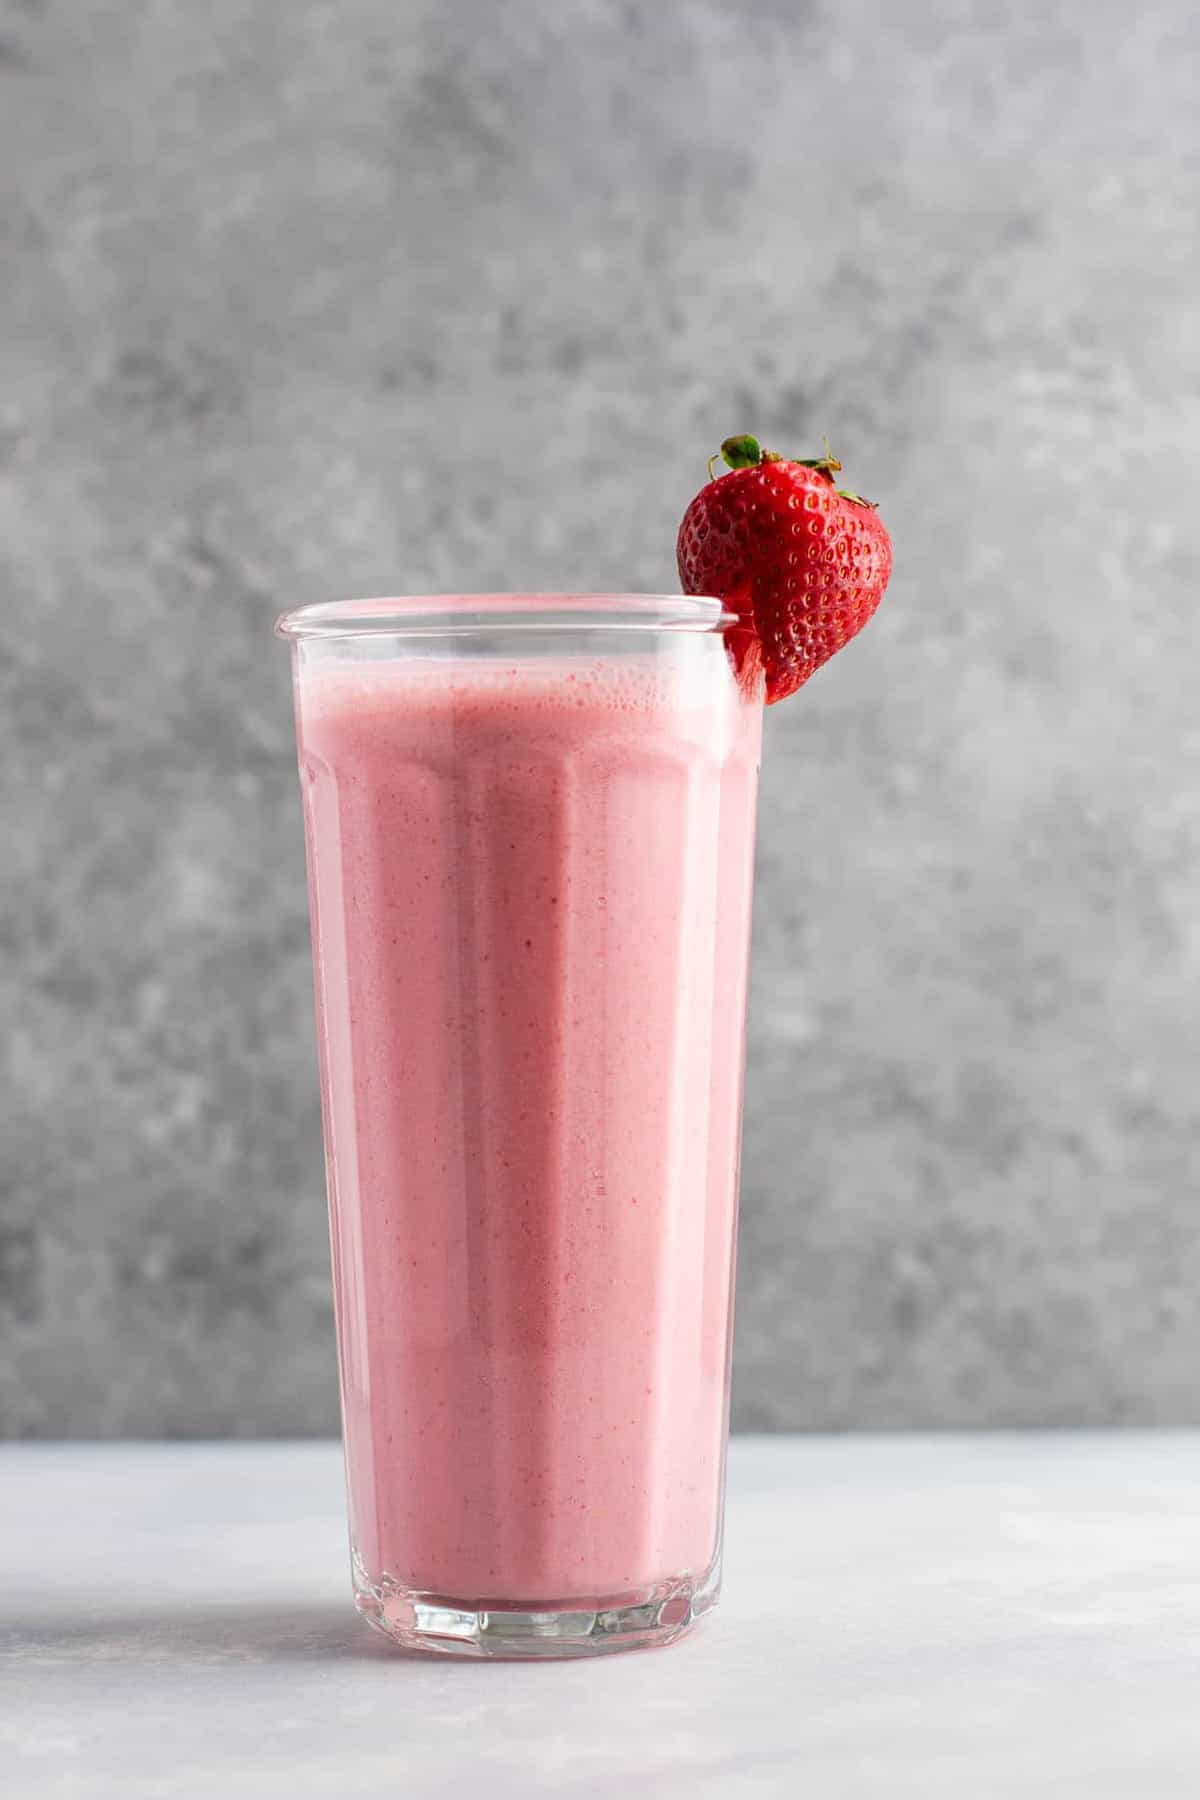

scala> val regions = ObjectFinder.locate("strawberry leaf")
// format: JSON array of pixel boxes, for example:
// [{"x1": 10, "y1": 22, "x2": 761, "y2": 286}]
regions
[{"x1": 719, "y1": 435, "x2": 763, "y2": 470}]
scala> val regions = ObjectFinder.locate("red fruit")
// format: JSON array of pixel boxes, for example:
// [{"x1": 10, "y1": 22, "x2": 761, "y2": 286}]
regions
[{"x1": 676, "y1": 434, "x2": 893, "y2": 703}]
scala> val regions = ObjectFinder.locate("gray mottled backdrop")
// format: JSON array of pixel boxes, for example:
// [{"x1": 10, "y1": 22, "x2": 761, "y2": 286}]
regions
[{"x1": 3, "y1": 0, "x2": 1198, "y2": 1436}]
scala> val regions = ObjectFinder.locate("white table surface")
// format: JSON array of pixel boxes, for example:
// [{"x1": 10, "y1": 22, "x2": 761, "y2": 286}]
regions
[{"x1": 4, "y1": 1435, "x2": 1200, "y2": 1797}]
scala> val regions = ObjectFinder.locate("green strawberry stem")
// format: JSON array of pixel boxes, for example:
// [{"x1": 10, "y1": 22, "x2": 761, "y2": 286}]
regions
[{"x1": 707, "y1": 433, "x2": 875, "y2": 507}]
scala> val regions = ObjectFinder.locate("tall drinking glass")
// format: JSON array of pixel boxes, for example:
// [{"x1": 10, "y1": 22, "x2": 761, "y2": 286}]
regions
[{"x1": 277, "y1": 595, "x2": 763, "y2": 1657}]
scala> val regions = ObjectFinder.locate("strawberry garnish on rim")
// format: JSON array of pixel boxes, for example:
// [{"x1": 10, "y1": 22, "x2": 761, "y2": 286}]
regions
[{"x1": 677, "y1": 434, "x2": 893, "y2": 703}]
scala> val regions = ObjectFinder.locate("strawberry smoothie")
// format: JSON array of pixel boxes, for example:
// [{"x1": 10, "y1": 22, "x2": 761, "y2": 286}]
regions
[{"x1": 284, "y1": 597, "x2": 762, "y2": 1654}]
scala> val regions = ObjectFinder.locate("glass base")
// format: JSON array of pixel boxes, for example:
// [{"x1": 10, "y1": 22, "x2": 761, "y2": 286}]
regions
[{"x1": 351, "y1": 1547, "x2": 722, "y2": 1659}]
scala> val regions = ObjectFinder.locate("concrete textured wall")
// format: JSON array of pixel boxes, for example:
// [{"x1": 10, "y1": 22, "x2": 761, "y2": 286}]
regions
[{"x1": 3, "y1": 0, "x2": 1198, "y2": 1436}]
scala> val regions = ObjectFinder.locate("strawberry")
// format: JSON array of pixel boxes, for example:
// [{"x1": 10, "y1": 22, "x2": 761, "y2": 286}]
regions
[{"x1": 676, "y1": 434, "x2": 892, "y2": 703}]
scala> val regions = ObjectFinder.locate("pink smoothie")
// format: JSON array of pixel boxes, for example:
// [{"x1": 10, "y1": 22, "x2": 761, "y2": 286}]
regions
[{"x1": 296, "y1": 640, "x2": 761, "y2": 1604}]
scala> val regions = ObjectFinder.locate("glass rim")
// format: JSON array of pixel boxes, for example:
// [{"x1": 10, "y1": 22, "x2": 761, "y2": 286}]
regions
[{"x1": 275, "y1": 593, "x2": 738, "y2": 641}]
